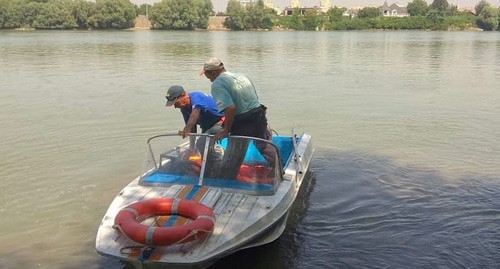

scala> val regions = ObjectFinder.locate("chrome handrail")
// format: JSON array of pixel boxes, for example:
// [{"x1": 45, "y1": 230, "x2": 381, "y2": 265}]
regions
[{"x1": 145, "y1": 132, "x2": 284, "y2": 183}]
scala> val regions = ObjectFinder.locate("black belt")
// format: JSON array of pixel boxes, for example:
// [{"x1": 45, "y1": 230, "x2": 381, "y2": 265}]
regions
[{"x1": 235, "y1": 105, "x2": 266, "y2": 123}]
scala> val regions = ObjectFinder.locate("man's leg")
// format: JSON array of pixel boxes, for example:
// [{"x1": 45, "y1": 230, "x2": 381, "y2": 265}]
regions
[
  {"x1": 252, "y1": 111, "x2": 276, "y2": 168},
  {"x1": 219, "y1": 137, "x2": 249, "y2": 179},
  {"x1": 201, "y1": 123, "x2": 224, "y2": 178}
]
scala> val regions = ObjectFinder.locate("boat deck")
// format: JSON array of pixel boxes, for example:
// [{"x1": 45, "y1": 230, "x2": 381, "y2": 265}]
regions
[{"x1": 97, "y1": 179, "x2": 293, "y2": 265}]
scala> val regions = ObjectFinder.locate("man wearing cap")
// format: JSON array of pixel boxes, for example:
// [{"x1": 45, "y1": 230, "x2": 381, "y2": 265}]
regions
[
  {"x1": 165, "y1": 85, "x2": 224, "y2": 152},
  {"x1": 201, "y1": 58, "x2": 275, "y2": 178}
]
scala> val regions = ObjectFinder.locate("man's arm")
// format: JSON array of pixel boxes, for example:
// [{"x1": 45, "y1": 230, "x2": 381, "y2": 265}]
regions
[
  {"x1": 214, "y1": 104, "x2": 235, "y2": 141},
  {"x1": 180, "y1": 108, "x2": 200, "y2": 139},
  {"x1": 178, "y1": 108, "x2": 199, "y2": 153}
]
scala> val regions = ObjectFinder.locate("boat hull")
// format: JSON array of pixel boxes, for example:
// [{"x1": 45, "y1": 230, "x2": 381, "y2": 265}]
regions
[{"x1": 96, "y1": 133, "x2": 314, "y2": 268}]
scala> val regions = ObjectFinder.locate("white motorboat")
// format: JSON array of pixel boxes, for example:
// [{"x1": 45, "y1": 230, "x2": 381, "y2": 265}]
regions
[{"x1": 95, "y1": 131, "x2": 314, "y2": 268}]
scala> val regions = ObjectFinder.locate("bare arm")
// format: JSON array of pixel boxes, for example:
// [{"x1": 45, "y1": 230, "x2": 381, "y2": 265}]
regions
[
  {"x1": 214, "y1": 104, "x2": 235, "y2": 141},
  {"x1": 178, "y1": 109, "x2": 200, "y2": 150}
]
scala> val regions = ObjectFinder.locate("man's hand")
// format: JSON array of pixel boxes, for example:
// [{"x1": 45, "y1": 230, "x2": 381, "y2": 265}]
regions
[
  {"x1": 213, "y1": 105, "x2": 234, "y2": 142},
  {"x1": 178, "y1": 129, "x2": 187, "y2": 138},
  {"x1": 179, "y1": 126, "x2": 191, "y2": 138}
]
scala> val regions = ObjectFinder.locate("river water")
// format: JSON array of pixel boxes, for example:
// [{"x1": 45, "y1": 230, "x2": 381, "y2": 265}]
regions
[{"x1": 0, "y1": 30, "x2": 499, "y2": 269}]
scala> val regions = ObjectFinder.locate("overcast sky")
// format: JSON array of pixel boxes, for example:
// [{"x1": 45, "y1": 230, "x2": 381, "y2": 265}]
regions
[{"x1": 131, "y1": 0, "x2": 497, "y2": 12}]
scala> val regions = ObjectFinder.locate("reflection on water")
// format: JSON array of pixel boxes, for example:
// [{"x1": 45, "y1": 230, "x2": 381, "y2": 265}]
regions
[{"x1": 1, "y1": 31, "x2": 500, "y2": 269}]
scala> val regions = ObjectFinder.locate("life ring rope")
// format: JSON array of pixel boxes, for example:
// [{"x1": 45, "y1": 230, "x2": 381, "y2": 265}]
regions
[
  {"x1": 113, "y1": 223, "x2": 211, "y2": 247},
  {"x1": 113, "y1": 223, "x2": 148, "y2": 246},
  {"x1": 120, "y1": 207, "x2": 139, "y2": 218}
]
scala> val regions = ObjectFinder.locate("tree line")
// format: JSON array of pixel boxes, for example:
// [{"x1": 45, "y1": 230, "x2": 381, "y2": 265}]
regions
[
  {"x1": 0, "y1": 0, "x2": 213, "y2": 30},
  {"x1": 225, "y1": 0, "x2": 499, "y2": 31},
  {"x1": 0, "y1": 0, "x2": 499, "y2": 31},
  {"x1": 0, "y1": 0, "x2": 137, "y2": 29}
]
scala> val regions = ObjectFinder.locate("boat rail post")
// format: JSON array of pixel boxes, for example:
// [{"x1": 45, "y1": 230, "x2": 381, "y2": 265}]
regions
[
  {"x1": 292, "y1": 133, "x2": 303, "y2": 177},
  {"x1": 197, "y1": 135, "x2": 211, "y2": 185}
]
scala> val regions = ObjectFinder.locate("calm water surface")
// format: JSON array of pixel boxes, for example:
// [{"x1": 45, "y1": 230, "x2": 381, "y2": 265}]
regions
[{"x1": 0, "y1": 30, "x2": 499, "y2": 269}]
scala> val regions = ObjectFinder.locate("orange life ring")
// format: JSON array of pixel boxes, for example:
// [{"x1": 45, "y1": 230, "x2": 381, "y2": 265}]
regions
[{"x1": 114, "y1": 198, "x2": 215, "y2": 246}]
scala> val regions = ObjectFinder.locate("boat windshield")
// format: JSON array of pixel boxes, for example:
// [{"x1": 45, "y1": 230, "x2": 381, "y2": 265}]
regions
[{"x1": 139, "y1": 133, "x2": 292, "y2": 195}]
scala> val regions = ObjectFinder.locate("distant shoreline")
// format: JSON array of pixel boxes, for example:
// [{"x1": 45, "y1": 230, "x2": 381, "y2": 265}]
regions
[{"x1": 6, "y1": 16, "x2": 484, "y2": 32}]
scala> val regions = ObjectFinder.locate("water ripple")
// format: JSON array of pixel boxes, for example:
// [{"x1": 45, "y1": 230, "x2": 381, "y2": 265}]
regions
[{"x1": 290, "y1": 151, "x2": 500, "y2": 269}]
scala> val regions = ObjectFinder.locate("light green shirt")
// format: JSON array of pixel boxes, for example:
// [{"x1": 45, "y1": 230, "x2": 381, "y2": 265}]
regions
[{"x1": 211, "y1": 71, "x2": 261, "y2": 115}]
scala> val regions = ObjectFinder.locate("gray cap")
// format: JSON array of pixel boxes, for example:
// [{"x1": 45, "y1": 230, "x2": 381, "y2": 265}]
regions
[
  {"x1": 165, "y1": 85, "x2": 185, "y2": 106},
  {"x1": 200, "y1": 58, "x2": 224, "y2": 75}
]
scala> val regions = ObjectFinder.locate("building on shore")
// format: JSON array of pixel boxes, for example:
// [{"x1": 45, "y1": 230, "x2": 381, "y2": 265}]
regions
[
  {"x1": 379, "y1": 1, "x2": 409, "y2": 17},
  {"x1": 282, "y1": 0, "x2": 331, "y2": 16}
]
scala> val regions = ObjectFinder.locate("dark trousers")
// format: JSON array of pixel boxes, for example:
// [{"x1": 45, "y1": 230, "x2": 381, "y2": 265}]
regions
[{"x1": 220, "y1": 105, "x2": 276, "y2": 179}]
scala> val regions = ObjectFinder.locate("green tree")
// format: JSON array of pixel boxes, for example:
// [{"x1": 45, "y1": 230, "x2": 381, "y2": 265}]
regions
[
  {"x1": 19, "y1": 0, "x2": 42, "y2": 27},
  {"x1": 443, "y1": 12, "x2": 476, "y2": 29},
  {"x1": 32, "y1": 0, "x2": 77, "y2": 29},
  {"x1": 447, "y1": 4, "x2": 460, "y2": 16},
  {"x1": 244, "y1": 0, "x2": 263, "y2": 29},
  {"x1": 224, "y1": 0, "x2": 246, "y2": 30},
  {"x1": 475, "y1": 0, "x2": 490, "y2": 16},
  {"x1": 89, "y1": 0, "x2": 136, "y2": 29},
  {"x1": 73, "y1": 0, "x2": 95, "y2": 29},
  {"x1": 0, "y1": 0, "x2": 22, "y2": 28},
  {"x1": 242, "y1": 0, "x2": 274, "y2": 30},
  {"x1": 169, "y1": 0, "x2": 198, "y2": 29},
  {"x1": 193, "y1": 0, "x2": 213, "y2": 29},
  {"x1": 149, "y1": 0, "x2": 173, "y2": 29},
  {"x1": 224, "y1": 0, "x2": 274, "y2": 30},
  {"x1": 477, "y1": 6, "x2": 498, "y2": 30},
  {"x1": 302, "y1": 9, "x2": 318, "y2": 30},
  {"x1": 289, "y1": 7, "x2": 304, "y2": 30},
  {"x1": 137, "y1": 4, "x2": 151, "y2": 16},
  {"x1": 407, "y1": 0, "x2": 429, "y2": 16},
  {"x1": 426, "y1": 9, "x2": 446, "y2": 29},
  {"x1": 431, "y1": 0, "x2": 449, "y2": 14},
  {"x1": 327, "y1": 6, "x2": 347, "y2": 22},
  {"x1": 149, "y1": 0, "x2": 211, "y2": 30},
  {"x1": 357, "y1": 7, "x2": 380, "y2": 19}
]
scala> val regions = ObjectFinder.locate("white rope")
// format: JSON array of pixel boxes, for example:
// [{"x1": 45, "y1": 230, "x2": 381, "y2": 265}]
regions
[
  {"x1": 196, "y1": 214, "x2": 216, "y2": 224},
  {"x1": 113, "y1": 224, "x2": 147, "y2": 247},
  {"x1": 113, "y1": 224, "x2": 213, "y2": 247},
  {"x1": 121, "y1": 207, "x2": 138, "y2": 219},
  {"x1": 169, "y1": 228, "x2": 213, "y2": 246}
]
